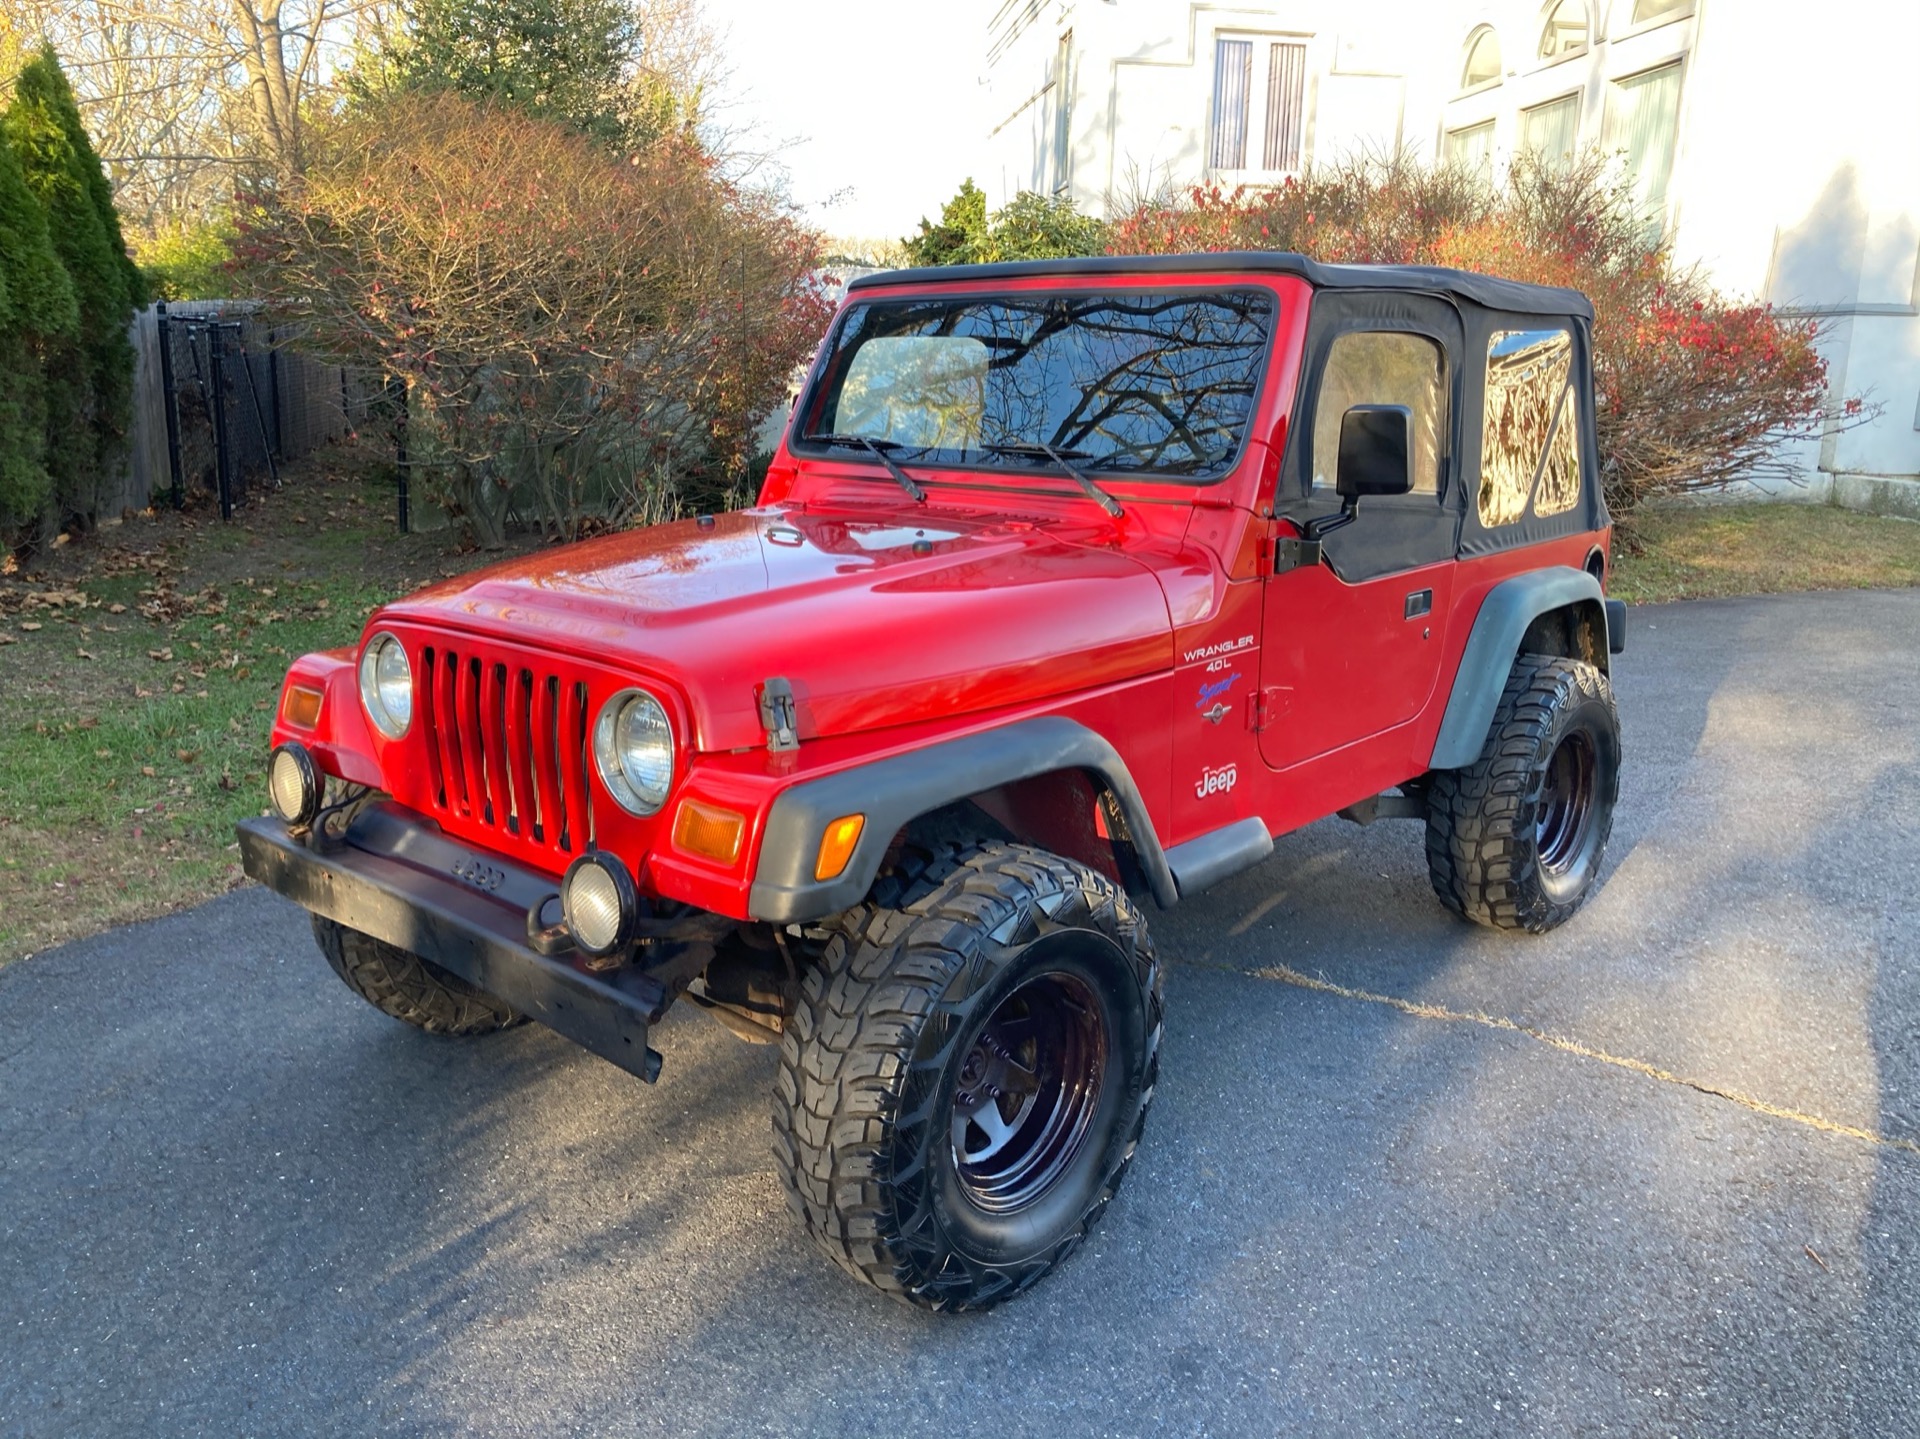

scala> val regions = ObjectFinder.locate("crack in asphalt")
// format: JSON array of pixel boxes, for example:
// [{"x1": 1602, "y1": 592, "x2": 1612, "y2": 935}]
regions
[{"x1": 1181, "y1": 957, "x2": 1920, "y2": 1158}]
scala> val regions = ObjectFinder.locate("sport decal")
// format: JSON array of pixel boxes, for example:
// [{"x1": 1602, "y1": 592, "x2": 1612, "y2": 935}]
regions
[{"x1": 1196, "y1": 672, "x2": 1242, "y2": 710}]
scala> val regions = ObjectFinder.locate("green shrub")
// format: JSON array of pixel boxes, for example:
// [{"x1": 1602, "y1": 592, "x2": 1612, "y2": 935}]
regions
[
  {"x1": 137, "y1": 215, "x2": 235, "y2": 301},
  {"x1": 904, "y1": 179, "x2": 1108, "y2": 267}
]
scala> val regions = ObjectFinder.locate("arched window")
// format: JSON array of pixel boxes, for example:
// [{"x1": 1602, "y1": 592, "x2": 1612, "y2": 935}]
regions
[
  {"x1": 1461, "y1": 26, "x2": 1502, "y2": 89},
  {"x1": 1632, "y1": 0, "x2": 1692, "y2": 23},
  {"x1": 1539, "y1": 0, "x2": 1588, "y2": 60}
]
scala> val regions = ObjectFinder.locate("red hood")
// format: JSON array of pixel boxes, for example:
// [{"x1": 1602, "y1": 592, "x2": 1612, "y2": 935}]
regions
[{"x1": 374, "y1": 504, "x2": 1176, "y2": 752}]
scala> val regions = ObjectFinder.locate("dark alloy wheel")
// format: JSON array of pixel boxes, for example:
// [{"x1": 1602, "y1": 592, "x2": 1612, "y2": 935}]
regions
[
  {"x1": 1536, "y1": 729, "x2": 1599, "y2": 884},
  {"x1": 773, "y1": 843, "x2": 1162, "y2": 1311},
  {"x1": 1425, "y1": 654, "x2": 1621, "y2": 932},
  {"x1": 950, "y1": 969, "x2": 1109, "y2": 1215}
]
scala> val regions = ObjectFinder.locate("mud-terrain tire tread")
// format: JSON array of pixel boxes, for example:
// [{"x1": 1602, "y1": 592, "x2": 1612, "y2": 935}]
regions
[
  {"x1": 771, "y1": 842, "x2": 1163, "y2": 1311},
  {"x1": 1425, "y1": 655, "x2": 1619, "y2": 933},
  {"x1": 313, "y1": 916, "x2": 524, "y2": 1035}
]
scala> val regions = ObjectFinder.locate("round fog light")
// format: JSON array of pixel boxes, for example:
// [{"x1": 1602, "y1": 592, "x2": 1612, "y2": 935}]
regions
[
  {"x1": 269, "y1": 742, "x2": 321, "y2": 827},
  {"x1": 561, "y1": 852, "x2": 637, "y2": 958}
]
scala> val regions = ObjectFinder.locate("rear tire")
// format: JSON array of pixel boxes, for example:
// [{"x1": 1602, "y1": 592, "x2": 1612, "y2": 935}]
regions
[
  {"x1": 772, "y1": 843, "x2": 1163, "y2": 1311},
  {"x1": 1425, "y1": 655, "x2": 1620, "y2": 933},
  {"x1": 312, "y1": 916, "x2": 524, "y2": 1035}
]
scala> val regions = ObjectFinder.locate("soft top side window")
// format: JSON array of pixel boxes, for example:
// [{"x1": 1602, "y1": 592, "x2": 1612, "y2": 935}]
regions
[
  {"x1": 1309, "y1": 330, "x2": 1446, "y2": 496},
  {"x1": 1480, "y1": 328, "x2": 1582, "y2": 526}
]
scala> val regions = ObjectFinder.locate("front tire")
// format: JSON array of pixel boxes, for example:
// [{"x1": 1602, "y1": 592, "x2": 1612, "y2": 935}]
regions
[
  {"x1": 1425, "y1": 655, "x2": 1621, "y2": 933},
  {"x1": 773, "y1": 843, "x2": 1163, "y2": 1311},
  {"x1": 312, "y1": 916, "x2": 524, "y2": 1035}
]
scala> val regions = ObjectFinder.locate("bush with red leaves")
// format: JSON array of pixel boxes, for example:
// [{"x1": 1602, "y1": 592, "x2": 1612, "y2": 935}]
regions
[{"x1": 1106, "y1": 154, "x2": 1864, "y2": 519}]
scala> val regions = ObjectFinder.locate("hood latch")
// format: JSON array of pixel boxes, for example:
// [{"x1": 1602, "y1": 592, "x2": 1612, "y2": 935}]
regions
[{"x1": 758, "y1": 676, "x2": 800, "y2": 752}]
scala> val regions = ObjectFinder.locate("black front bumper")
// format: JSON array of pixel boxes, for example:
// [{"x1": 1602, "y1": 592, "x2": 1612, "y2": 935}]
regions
[{"x1": 237, "y1": 806, "x2": 669, "y2": 1081}]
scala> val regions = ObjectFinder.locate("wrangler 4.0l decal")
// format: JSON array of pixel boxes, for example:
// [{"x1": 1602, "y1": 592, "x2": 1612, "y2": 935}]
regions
[{"x1": 1183, "y1": 635, "x2": 1255, "y2": 665}]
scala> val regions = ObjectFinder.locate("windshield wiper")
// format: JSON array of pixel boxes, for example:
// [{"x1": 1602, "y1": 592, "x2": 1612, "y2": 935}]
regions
[
  {"x1": 810, "y1": 433, "x2": 927, "y2": 503},
  {"x1": 981, "y1": 442, "x2": 1125, "y2": 518}
]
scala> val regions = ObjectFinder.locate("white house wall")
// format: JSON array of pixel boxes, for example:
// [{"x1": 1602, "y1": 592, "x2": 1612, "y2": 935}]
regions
[{"x1": 979, "y1": 0, "x2": 1920, "y2": 497}]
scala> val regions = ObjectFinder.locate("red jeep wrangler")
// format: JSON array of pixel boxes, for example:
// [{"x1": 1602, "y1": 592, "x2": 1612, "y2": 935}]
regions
[{"x1": 240, "y1": 253, "x2": 1625, "y2": 1310}]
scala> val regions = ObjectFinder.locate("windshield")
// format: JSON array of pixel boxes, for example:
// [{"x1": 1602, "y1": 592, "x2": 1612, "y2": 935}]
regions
[{"x1": 793, "y1": 288, "x2": 1277, "y2": 482}]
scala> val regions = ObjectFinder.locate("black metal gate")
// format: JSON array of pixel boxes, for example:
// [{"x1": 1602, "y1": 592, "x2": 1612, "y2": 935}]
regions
[{"x1": 155, "y1": 302, "x2": 280, "y2": 519}]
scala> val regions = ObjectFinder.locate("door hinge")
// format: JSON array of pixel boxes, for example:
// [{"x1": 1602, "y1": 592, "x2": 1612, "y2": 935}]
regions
[{"x1": 1247, "y1": 685, "x2": 1289, "y2": 733}]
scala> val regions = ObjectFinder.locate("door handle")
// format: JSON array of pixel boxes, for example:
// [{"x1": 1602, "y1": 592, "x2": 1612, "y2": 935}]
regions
[{"x1": 1404, "y1": 589, "x2": 1433, "y2": 619}]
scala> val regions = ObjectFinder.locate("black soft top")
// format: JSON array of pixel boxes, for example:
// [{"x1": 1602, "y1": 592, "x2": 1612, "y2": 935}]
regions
[{"x1": 844, "y1": 251, "x2": 1593, "y2": 321}]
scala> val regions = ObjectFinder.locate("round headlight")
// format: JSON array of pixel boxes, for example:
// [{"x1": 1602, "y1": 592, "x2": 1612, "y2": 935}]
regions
[
  {"x1": 358, "y1": 632, "x2": 413, "y2": 739},
  {"x1": 268, "y1": 741, "x2": 321, "y2": 827},
  {"x1": 561, "y1": 852, "x2": 636, "y2": 958},
  {"x1": 592, "y1": 689, "x2": 674, "y2": 815}
]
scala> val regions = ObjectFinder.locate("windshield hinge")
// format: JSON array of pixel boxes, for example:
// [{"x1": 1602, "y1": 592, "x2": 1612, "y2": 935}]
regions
[
  {"x1": 758, "y1": 677, "x2": 800, "y2": 752},
  {"x1": 1272, "y1": 536, "x2": 1324, "y2": 575}
]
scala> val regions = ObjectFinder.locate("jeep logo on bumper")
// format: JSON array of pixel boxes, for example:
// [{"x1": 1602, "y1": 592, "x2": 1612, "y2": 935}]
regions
[{"x1": 451, "y1": 855, "x2": 506, "y2": 893}]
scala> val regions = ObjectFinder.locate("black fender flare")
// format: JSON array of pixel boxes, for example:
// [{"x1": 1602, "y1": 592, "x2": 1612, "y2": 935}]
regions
[
  {"x1": 746, "y1": 716, "x2": 1181, "y2": 923},
  {"x1": 1428, "y1": 566, "x2": 1614, "y2": 771}
]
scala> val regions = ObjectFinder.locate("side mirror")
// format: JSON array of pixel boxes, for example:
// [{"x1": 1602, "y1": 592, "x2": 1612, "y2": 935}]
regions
[{"x1": 1336, "y1": 404, "x2": 1415, "y2": 500}]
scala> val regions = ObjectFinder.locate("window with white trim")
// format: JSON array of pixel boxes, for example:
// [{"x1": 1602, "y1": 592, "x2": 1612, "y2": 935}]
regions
[
  {"x1": 1520, "y1": 93, "x2": 1580, "y2": 167},
  {"x1": 1539, "y1": 1, "x2": 1589, "y2": 60},
  {"x1": 1209, "y1": 36, "x2": 1308, "y2": 174},
  {"x1": 1604, "y1": 62, "x2": 1684, "y2": 234},
  {"x1": 1443, "y1": 121, "x2": 1496, "y2": 181}
]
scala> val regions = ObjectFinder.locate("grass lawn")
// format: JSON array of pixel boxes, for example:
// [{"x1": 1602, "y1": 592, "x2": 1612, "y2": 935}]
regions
[
  {"x1": 2, "y1": 481, "x2": 1916, "y2": 963},
  {"x1": 1610, "y1": 502, "x2": 1920, "y2": 603},
  {"x1": 0, "y1": 461, "x2": 538, "y2": 961}
]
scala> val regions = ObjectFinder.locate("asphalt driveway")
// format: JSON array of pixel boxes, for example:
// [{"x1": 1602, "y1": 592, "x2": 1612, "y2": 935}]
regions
[{"x1": 4, "y1": 589, "x2": 1918, "y2": 1439}]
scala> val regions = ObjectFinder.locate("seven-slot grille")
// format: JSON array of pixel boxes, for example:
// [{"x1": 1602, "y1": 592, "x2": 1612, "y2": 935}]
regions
[{"x1": 417, "y1": 643, "x2": 598, "y2": 860}]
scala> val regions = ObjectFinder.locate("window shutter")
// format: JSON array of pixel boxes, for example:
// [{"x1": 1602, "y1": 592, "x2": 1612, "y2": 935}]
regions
[
  {"x1": 1210, "y1": 39, "x2": 1252, "y2": 169},
  {"x1": 1263, "y1": 42, "x2": 1307, "y2": 171}
]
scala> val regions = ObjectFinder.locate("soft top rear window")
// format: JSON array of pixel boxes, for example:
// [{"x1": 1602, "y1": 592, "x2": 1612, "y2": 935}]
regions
[{"x1": 793, "y1": 288, "x2": 1277, "y2": 482}]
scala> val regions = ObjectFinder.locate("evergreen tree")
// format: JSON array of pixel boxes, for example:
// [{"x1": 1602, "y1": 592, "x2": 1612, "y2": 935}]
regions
[
  {"x1": 0, "y1": 125, "x2": 79, "y2": 541},
  {"x1": 6, "y1": 48, "x2": 139, "y2": 528},
  {"x1": 375, "y1": 0, "x2": 686, "y2": 148}
]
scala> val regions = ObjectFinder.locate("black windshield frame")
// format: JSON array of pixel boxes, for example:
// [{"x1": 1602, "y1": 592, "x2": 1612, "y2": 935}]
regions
[{"x1": 789, "y1": 285, "x2": 1282, "y2": 487}]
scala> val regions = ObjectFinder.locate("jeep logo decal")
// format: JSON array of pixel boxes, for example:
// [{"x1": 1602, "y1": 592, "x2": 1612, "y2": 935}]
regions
[{"x1": 1195, "y1": 764, "x2": 1238, "y2": 799}]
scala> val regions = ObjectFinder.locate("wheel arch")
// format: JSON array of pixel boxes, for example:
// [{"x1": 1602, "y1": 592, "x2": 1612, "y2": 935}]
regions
[
  {"x1": 1428, "y1": 566, "x2": 1608, "y2": 771},
  {"x1": 746, "y1": 717, "x2": 1179, "y2": 924}
]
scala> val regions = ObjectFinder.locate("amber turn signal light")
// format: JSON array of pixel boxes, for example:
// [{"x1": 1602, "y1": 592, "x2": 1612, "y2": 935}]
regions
[
  {"x1": 282, "y1": 684, "x2": 323, "y2": 729},
  {"x1": 814, "y1": 813, "x2": 865, "y2": 882},
  {"x1": 673, "y1": 800, "x2": 745, "y2": 865}
]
